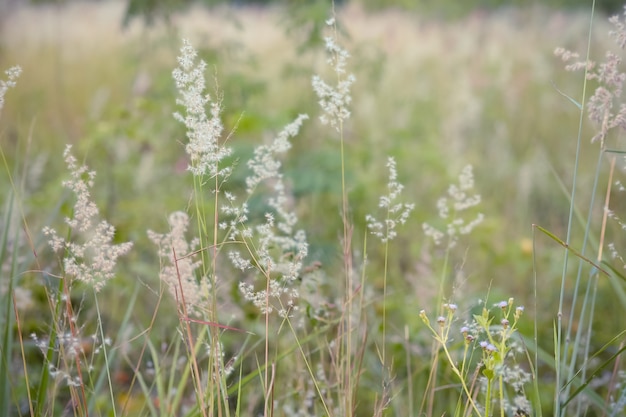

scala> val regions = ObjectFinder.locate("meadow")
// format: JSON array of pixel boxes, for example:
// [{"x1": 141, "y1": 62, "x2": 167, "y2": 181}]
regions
[{"x1": 1, "y1": 1, "x2": 626, "y2": 415}]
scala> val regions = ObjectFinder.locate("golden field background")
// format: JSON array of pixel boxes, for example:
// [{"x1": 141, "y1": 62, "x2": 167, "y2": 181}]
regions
[{"x1": 1, "y1": 1, "x2": 614, "y2": 296}]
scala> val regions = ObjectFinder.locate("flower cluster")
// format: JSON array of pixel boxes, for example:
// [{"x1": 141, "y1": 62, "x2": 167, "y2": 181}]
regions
[
  {"x1": 366, "y1": 157, "x2": 415, "y2": 242},
  {"x1": 420, "y1": 298, "x2": 529, "y2": 417},
  {"x1": 555, "y1": 8, "x2": 626, "y2": 145},
  {"x1": 312, "y1": 18, "x2": 356, "y2": 131},
  {"x1": 422, "y1": 165, "x2": 484, "y2": 248},
  {"x1": 246, "y1": 114, "x2": 309, "y2": 194},
  {"x1": 173, "y1": 39, "x2": 232, "y2": 178},
  {"x1": 0, "y1": 65, "x2": 21, "y2": 113},
  {"x1": 42, "y1": 145, "x2": 133, "y2": 292},
  {"x1": 168, "y1": 39, "x2": 310, "y2": 319},
  {"x1": 148, "y1": 211, "x2": 209, "y2": 316},
  {"x1": 230, "y1": 117, "x2": 310, "y2": 318},
  {"x1": 29, "y1": 328, "x2": 114, "y2": 393}
]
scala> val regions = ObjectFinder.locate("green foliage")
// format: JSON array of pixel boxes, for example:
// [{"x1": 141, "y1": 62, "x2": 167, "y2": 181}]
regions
[
  {"x1": 123, "y1": 0, "x2": 192, "y2": 26},
  {"x1": 118, "y1": 0, "x2": 626, "y2": 25},
  {"x1": 19, "y1": 0, "x2": 624, "y2": 27}
]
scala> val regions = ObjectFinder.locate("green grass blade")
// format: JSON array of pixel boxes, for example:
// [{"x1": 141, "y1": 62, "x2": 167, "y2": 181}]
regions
[
  {"x1": 561, "y1": 331, "x2": 626, "y2": 409},
  {"x1": 533, "y1": 224, "x2": 611, "y2": 278},
  {"x1": 0, "y1": 191, "x2": 16, "y2": 417}
]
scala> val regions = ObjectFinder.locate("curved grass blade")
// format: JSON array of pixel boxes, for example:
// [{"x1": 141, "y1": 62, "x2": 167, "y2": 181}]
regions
[
  {"x1": 533, "y1": 224, "x2": 611, "y2": 278},
  {"x1": 551, "y1": 81, "x2": 583, "y2": 110}
]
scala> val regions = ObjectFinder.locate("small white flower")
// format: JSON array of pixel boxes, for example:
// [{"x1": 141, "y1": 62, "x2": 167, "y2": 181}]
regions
[
  {"x1": 148, "y1": 211, "x2": 209, "y2": 316},
  {"x1": 0, "y1": 65, "x2": 22, "y2": 113},
  {"x1": 423, "y1": 165, "x2": 483, "y2": 248},
  {"x1": 312, "y1": 26, "x2": 355, "y2": 131},
  {"x1": 366, "y1": 157, "x2": 414, "y2": 243}
]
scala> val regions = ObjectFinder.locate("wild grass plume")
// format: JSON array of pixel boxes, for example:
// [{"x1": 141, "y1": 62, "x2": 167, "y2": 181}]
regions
[
  {"x1": 43, "y1": 145, "x2": 133, "y2": 292},
  {"x1": 0, "y1": 66, "x2": 21, "y2": 114}
]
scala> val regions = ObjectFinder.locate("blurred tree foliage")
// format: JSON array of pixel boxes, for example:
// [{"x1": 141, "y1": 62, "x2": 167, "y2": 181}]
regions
[{"x1": 13, "y1": 0, "x2": 626, "y2": 26}]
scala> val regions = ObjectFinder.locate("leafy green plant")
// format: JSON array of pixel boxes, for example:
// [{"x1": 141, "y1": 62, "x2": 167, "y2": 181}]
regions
[{"x1": 420, "y1": 299, "x2": 530, "y2": 416}]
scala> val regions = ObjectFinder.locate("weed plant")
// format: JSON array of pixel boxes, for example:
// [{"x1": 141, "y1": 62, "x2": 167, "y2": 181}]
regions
[{"x1": 2, "y1": 2, "x2": 626, "y2": 417}]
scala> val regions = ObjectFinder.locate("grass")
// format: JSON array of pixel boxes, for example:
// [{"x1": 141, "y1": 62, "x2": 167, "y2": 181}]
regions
[{"x1": 2, "y1": 1, "x2": 626, "y2": 416}]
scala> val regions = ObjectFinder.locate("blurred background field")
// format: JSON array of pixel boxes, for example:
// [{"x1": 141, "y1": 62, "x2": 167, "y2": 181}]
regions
[{"x1": 2, "y1": 0, "x2": 626, "y2": 414}]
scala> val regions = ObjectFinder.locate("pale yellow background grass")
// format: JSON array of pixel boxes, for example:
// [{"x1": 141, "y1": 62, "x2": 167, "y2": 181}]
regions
[{"x1": 1, "y1": 1, "x2": 617, "y2": 302}]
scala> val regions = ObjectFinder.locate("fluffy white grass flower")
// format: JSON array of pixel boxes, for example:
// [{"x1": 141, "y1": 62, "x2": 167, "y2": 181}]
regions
[
  {"x1": 147, "y1": 211, "x2": 209, "y2": 316},
  {"x1": 230, "y1": 116, "x2": 310, "y2": 318},
  {"x1": 312, "y1": 19, "x2": 356, "y2": 131},
  {"x1": 366, "y1": 157, "x2": 415, "y2": 242},
  {"x1": 555, "y1": 9, "x2": 626, "y2": 146},
  {"x1": 423, "y1": 165, "x2": 484, "y2": 248},
  {"x1": 173, "y1": 39, "x2": 232, "y2": 178},
  {"x1": 236, "y1": 213, "x2": 307, "y2": 316},
  {"x1": 246, "y1": 114, "x2": 309, "y2": 194},
  {"x1": 42, "y1": 145, "x2": 133, "y2": 292},
  {"x1": 0, "y1": 65, "x2": 21, "y2": 113}
]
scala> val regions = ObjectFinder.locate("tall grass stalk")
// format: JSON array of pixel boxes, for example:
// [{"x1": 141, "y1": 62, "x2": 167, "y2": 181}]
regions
[
  {"x1": 0, "y1": 65, "x2": 24, "y2": 417},
  {"x1": 171, "y1": 43, "x2": 232, "y2": 416},
  {"x1": 418, "y1": 163, "x2": 483, "y2": 415},
  {"x1": 334, "y1": 17, "x2": 357, "y2": 416},
  {"x1": 550, "y1": 1, "x2": 626, "y2": 415},
  {"x1": 0, "y1": 179, "x2": 18, "y2": 417},
  {"x1": 312, "y1": 7, "x2": 361, "y2": 414},
  {"x1": 422, "y1": 237, "x2": 452, "y2": 416},
  {"x1": 554, "y1": 4, "x2": 592, "y2": 411},
  {"x1": 165, "y1": 31, "x2": 318, "y2": 415}
]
